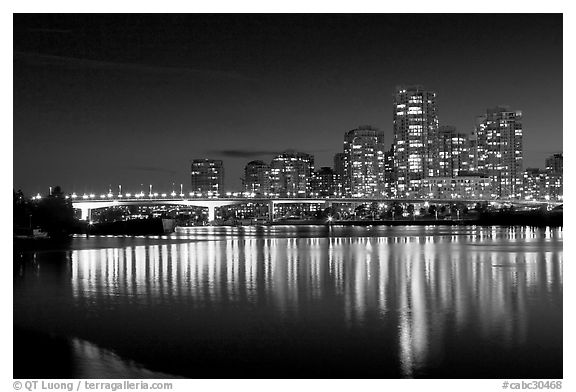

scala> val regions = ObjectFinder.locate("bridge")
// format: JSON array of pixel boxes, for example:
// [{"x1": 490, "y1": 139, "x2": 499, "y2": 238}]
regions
[{"x1": 70, "y1": 195, "x2": 560, "y2": 222}]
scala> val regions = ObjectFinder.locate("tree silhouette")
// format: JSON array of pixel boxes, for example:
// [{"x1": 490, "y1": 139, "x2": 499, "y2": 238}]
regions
[{"x1": 32, "y1": 186, "x2": 75, "y2": 238}]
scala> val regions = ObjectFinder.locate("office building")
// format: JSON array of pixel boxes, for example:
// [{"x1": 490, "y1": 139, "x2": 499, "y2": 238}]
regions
[
  {"x1": 190, "y1": 159, "x2": 224, "y2": 196},
  {"x1": 422, "y1": 175, "x2": 493, "y2": 199},
  {"x1": 545, "y1": 153, "x2": 563, "y2": 175},
  {"x1": 384, "y1": 146, "x2": 397, "y2": 198},
  {"x1": 270, "y1": 151, "x2": 314, "y2": 198},
  {"x1": 474, "y1": 106, "x2": 523, "y2": 199},
  {"x1": 342, "y1": 125, "x2": 385, "y2": 197},
  {"x1": 522, "y1": 168, "x2": 547, "y2": 201},
  {"x1": 545, "y1": 153, "x2": 563, "y2": 201},
  {"x1": 311, "y1": 167, "x2": 336, "y2": 197},
  {"x1": 243, "y1": 160, "x2": 271, "y2": 196},
  {"x1": 436, "y1": 125, "x2": 470, "y2": 177},
  {"x1": 393, "y1": 85, "x2": 439, "y2": 196},
  {"x1": 333, "y1": 152, "x2": 346, "y2": 197}
]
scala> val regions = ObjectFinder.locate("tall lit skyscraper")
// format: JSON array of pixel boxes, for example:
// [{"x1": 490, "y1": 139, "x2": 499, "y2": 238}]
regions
[
  {"x1": 270, "y1": 151, "x2": 314, "y2": 198},
  {"x1": 392, "y1": 86, "x2": 439, "y2": 197},
  {"x1": 475, "y1": 106, "x2": 523, "y2": 198},
  {"x1": 190, "y1": 159, "x2": 224, "y2": 196},
  {"x1": 243, "y1": 160, "x2": 271, "y2": 196},
  {"x1": 342, "y1": 126, "x2": 385, "y2": 197}
]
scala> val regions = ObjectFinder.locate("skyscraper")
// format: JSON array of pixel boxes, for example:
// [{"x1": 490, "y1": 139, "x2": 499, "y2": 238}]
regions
[
  {"x1": 190, "y1": 159, "x2": 224, "y2": 196},
  {"x1": 384, "y1": 145, "x2": 396, "y2": 198},
  {"x1": 243, "y1": 160, "x2": 271, "y2": 196},
  {"x1": 522, "y1": 168, "x2": 547, "y2": 201},
  {"x1": 545, "y1": 153, "x2": 563, "y2": 175},
  {"x1": 392, "y1": 85, "x2": 439, "y2": 197},
  {"x1": 475, "y1": 106, "x2": 523, "y2": 198},
  {"x1": 436, "y1": 125, "x2": 469, "y2": 177},
  {"x1": 270, "y1": 151, "x2": 314, "y2": 198},
  {"x1": 333, "y1": 152, "x2": 346, "y2": 197},
  {"x1": 342, "y1": 126, "x2": 385, "y2": 197},
  {"x1": 545, "y1": 153, "x2": 563, "y2": 201},
  {"x1": 311, "y1": 167, "x2": 336, "y2": 197}
]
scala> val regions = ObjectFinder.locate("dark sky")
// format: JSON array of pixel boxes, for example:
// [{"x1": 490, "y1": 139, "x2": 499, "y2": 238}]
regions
[{"x1": 14, "y1": 14, "x2": 563, "y2": 195}]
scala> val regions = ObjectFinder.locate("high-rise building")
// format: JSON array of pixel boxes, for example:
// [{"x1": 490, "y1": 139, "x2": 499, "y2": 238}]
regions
[
  {"x1": 393, "y1": 85, "x2": 439, "y2": 197},
  {"x1": 545, "y1": 153, "x2": 563, "y2": 201},
  {"x1": 466, "y1": 131, "x2": 479, "y2": 172},
  {"x1": 522, "y1": 168, "x2": 547, "y2": 201},
  {"x1": 270, "y1": 151, "x2": 314, "y2": 198},
  {"x1": 311, "y1": 167, "x2": 336, "y2": 197},
  {"x1": 422, "y1": 174, "x2": 493, "y2": 199},
  {"x1": 333, "y1": 152, "x2": 346, "y2": 197},
  {"x1": 384, "y1": 146, "x2": 396, "y2": 198},
  {"x1": 243, "y1": 160, "x2": 271, "y2": 196},
  {"x1": 436, "y1": 126, "x2": 469, "y2": 177},
  {"x1": 475, "y1": 106, "x2": 523, "y2": 199},
  {"x1": 190, "y1": 159, "x2": 224, "y2": 196},
  {"x1": 545, "y1": 153, "x2": 563, "y2": 175},
  {"x1": 342, "y1": 126, "x2": 385, "y2": 197}
]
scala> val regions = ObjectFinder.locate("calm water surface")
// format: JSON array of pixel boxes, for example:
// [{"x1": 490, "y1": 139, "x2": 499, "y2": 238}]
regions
[{"x1": 14, "y1": 225, "x2": 563, "y2": 378}]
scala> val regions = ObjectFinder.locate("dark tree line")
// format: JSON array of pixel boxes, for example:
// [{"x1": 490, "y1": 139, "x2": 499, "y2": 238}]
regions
[{"x1": 13, "y1": 186, "x2": 76, "y2": 238}]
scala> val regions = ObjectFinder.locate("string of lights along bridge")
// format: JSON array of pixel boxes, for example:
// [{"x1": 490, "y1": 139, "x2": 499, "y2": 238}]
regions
[{"x1": 31, "y1": 186, "x2": 560, "y2": 224}]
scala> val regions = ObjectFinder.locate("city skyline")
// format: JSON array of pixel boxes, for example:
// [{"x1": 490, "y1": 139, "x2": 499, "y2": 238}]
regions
[
  {"x1": 14, "y1": 14, "x2": 562, "y2": 194},
  {"x1": 12, "y1": 11, "x2": 565, "y2": 383}
]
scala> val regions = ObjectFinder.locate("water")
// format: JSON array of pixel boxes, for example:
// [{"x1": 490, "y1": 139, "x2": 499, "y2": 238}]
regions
[{"x1": 13, "y1": 225, "x2": 563, "y2": 378}]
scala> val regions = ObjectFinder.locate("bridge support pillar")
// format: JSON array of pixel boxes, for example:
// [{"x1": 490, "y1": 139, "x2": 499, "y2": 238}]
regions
[
  {"x1": 207, "y1": 206, "x2": 216, "y2": 223},
  {"x1": 80, "y1": 208, "x2": 92, "y2": 221},
  {"x1": 268, "y1": 201, "x2": 274, "y2": 222}
]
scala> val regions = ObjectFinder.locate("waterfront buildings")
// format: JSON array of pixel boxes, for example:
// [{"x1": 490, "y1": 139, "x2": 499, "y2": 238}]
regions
[
  {"x1": 311, "y1": 167, "x2": 336, "y2": 197},
  {"x1": 545, "y1": 153, "x2": 563, "y2": 201},
  {"x1": 342, "y1": 126, "x2": 385, "y2": 197},
  {"x1": 392, "y1": 85, "x2": 439, "y2": 197},
  {"x1": 243, "y1": 160, "x2": 271, "y2": 196},
  {"x1": 422, "y1": 175, "x2": 493, "y2": 200},
  {"x1": 436, "y1": 126, "x2": 470, "y2": 177},
  {"x1": 474, "y1": 106, "x2": 523, "y2": 199},
  {"x1": 180, "y1": 93, "x2": 552, "y2": 203},
  {"x1": 522, "y1": 168, "x2": 547, "y2": 201},
  {"x1": 190, "y1": 159, "x2": 224, "y2": 197},
  {"x1": 384, "y1": 146, "x2": 396, "y2": 198},
  {"x1": 270, "y1": 151, "x2": 314, "y2": 198},
  {"x1": 333, "y1": 152, "x2": 346, "y2": 197},
  {"x1": 545, "y1": 153, "x2": 563, "y2": 174}
]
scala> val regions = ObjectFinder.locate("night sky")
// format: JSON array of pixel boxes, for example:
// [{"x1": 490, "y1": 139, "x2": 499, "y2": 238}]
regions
[{"x1": 13, "y1": 14, "x2": 562, "y2": 195}]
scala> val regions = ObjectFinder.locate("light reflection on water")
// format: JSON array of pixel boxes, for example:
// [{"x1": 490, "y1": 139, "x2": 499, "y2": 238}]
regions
[{"x1": 15, "y1": 226, "x2": 562, "y2": 378}]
